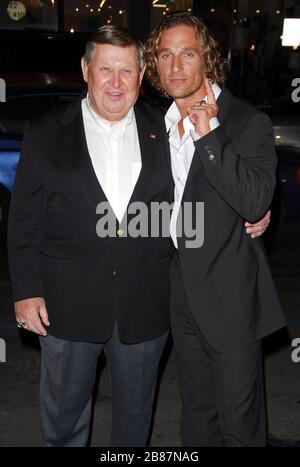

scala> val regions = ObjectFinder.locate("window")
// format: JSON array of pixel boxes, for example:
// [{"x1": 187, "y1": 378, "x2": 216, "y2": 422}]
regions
[
  {"x1": 64, "y1": 0, "x2": 129, "y2": 33},
  {"x1": 228, "y1": 0, "x2": 300, "y2": 104}
]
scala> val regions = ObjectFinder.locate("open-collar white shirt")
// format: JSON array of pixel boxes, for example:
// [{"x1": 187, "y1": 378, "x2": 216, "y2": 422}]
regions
[
  {"x1": 165, "y1": 83, "x2": 222, "y2": 248},
  {"x1": 82, "y1": 94, "x2": 142, "y2": 223}
]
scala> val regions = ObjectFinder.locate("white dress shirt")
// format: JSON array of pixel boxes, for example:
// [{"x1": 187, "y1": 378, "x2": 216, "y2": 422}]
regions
[
  {"x1": 82, "y1": 95, "x2": 141, "y2": 222},
  {"x1": 165, "y1": 83, "x2": 221, "y2": 248}
]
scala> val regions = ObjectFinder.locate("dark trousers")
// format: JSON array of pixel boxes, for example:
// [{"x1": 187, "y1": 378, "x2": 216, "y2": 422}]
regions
[
  {"x1": 170, "y1": 254, "x2": 266, "y2": 447},
  {"x1": 39, "y1": 322, "x2": 168, "y2": 447}
]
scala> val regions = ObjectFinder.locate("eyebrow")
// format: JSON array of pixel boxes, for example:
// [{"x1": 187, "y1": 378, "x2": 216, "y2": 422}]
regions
[
  {"x1": 97, "y1": 62, "x2": 135, "y2": 68},
  {"x1": 157, "y1": 46, "x2": 199, "y2": 55}
]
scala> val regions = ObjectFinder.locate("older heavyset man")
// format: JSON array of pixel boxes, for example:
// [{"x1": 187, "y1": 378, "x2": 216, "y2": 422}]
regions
[{"x1": 145, "y1": 12, "x2": 286, "y2": 447}]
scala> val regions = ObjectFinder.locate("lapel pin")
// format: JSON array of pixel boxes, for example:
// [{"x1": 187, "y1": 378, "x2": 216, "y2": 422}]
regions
[{"x1": 149, "y1": 133, "x2": 156, "y2": 139}]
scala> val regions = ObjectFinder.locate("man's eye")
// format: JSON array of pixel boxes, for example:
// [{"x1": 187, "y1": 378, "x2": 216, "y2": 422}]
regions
[
  {"x1": 100, "y1": 66, "x2": 109, "y2": 71},
  {"x1": 124, "y1": 69, "x2": 132, "y2": 74},
  {"x1": 161, "y1": 54, "x2": 171, "y2": 60},
  {"x1": 184, "y1": 52, "x2": 194, "y2": 58}
]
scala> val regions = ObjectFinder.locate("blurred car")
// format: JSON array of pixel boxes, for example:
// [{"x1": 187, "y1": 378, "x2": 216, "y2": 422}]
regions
[
  {"x1": 0, "y1": 84, "x2": 84, "y2": 187},
  {"x1": 268, "y1": 94, "x2": 300, "y2": 149},
  {"x1": 0, "y1": 135, "x2": 21, "y2": 192},
  {"x1": 0, "y1": 84, "x2": 84, "y2": 277},
  {"x1": 275, "y1": 145, "x2": 300, "y2": 222},
  {"x1": 264, "y1": 96, "x2": 300, "y2": 222}
]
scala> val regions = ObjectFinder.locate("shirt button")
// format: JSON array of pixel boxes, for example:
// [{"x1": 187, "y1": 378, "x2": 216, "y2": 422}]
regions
[
  {"x1": 209, "y1": 154, "x2": 215, "y2": 162},
  {"x1": 117, "y1": 229, "x2": 124, "y2": 237},
  {"x1": 113, "y1": 270, "x2": 117, "y2": 276}
]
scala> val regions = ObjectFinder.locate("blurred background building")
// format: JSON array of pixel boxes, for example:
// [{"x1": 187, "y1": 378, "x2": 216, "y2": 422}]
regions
[{"x1": 0, "y1": 0, "x2": 299, "y2": 105}]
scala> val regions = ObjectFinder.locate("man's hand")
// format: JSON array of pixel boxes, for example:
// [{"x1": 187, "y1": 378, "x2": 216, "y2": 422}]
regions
[
  {"x1": 15, "y1": 297, "x2": 50, "y2": 336},
  {"x1": 245, "y1": 210, "x2": 271, "y2": 238},
  {"x1": 188, "y1": 77, "x2": 218, "y2": 137}
]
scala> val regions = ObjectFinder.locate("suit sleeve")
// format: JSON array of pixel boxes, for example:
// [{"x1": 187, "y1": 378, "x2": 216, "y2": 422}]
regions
[
  {"x1": 193, "y1": 112, "x2": 277, "y2": 222},
  {"x1": 7, "y1": 121, "x2": 46, "y2": 302}
]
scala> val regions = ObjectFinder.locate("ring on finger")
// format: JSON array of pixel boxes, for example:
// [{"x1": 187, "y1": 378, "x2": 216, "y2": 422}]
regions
[
  {"x1": 192, "y1": 100, "x2": 207, "y2": 109},
  {"x1": 16, "y1": 321, "x2": 27, "y2": 329}
]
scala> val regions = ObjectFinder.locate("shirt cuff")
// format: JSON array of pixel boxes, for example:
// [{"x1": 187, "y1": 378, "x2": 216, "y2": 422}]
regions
[{"x1": 190, "y1": 117, "x2": 220, "y2": 141}]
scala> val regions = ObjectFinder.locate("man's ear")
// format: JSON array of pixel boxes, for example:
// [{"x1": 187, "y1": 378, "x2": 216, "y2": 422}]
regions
[{"x1": 81, "y1": 57, "x2": 89, "y2": 83}]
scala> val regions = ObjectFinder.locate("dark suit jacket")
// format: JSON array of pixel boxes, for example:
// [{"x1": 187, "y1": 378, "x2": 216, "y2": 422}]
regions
[
  {"x1": 8, "y1": 96, "x2": 173, "y2": 344},
  {"x1": 176, "y1": 87, "x2": 287, "y2": 352}
]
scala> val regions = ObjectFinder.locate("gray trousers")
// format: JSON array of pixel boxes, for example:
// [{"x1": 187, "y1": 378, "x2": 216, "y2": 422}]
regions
[{"x1": 39, "y1": 323, "x2": 168, "y2": 447}]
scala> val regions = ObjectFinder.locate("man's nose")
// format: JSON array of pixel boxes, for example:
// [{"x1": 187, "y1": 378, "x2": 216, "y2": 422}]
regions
[
  {"x1": 111, "y1": 72, "x2": 121, "y2": 88},
  {"x1": 171, "y1": 55, "x2": 183, "y2": 73}
]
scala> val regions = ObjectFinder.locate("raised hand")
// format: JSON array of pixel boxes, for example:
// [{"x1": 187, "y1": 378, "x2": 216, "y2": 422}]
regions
[{"x1": 188, "y1": 77, "x2": 218, "y2": 137}]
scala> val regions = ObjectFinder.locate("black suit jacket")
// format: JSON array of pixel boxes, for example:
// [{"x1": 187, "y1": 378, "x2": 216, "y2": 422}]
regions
[
  {"x1": 176, "y1": 87, "x2": 287, "y2": 351},
  {"x1": 8, "y1": 96, "x2": 173, "y2": 344}
]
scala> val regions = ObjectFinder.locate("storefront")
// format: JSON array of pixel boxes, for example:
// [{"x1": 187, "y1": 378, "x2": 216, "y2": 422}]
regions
[{"x1": 0, "y1": 0, "x2": 299, "y2": 104}]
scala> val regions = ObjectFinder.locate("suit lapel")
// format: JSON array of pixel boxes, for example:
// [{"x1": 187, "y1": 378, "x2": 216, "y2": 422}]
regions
[
  {"x1": 62, "y1": 96, "x2": 113, "y2": 207},
  {"x1": 126, "y1": 103, "x2": 161, "y2": 206},
  {"x1": 182, "y1": 86, "x2": 233, "y2": 197}
]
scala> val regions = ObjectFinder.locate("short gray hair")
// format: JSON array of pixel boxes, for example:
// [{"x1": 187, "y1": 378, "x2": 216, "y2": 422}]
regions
[{"x1": 84, "y1": 25, "x2": 144, "y2": 69}]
